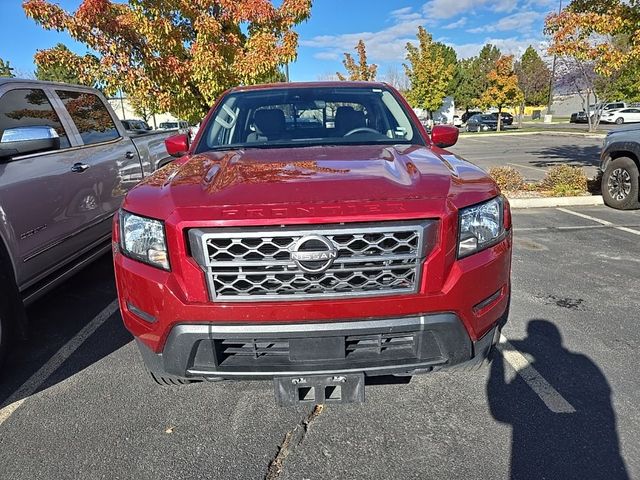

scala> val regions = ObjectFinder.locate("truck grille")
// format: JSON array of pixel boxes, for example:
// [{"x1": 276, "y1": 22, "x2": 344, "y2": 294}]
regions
[
  {"x1": 188, "y1": 221, "x2": 435, "y2": 301},
  {"x1": 213, "y1": 332, "x2": 419, "y2": 368}
]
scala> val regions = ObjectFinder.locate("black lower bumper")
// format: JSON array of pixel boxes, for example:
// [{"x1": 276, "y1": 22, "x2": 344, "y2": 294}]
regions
[{"x1": 136, "y1": 308, "x2": 508, "y2": 381}]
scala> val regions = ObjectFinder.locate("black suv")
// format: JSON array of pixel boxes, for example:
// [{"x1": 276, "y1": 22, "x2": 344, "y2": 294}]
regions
[{"x1": 600, "y1": 126, "x2": 640, "y2": 209}]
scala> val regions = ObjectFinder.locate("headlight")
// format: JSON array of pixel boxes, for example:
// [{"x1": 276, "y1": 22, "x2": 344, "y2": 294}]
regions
[
  {"x1": 458, "y1": 197, "x2": 506, "y2": 258},
  {"x1": 119, "y1": 210, "x2": 170, "y2": 270}
]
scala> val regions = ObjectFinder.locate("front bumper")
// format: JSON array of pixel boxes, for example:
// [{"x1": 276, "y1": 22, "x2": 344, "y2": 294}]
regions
[{"x1": 135, "y1": 307, "x2": 508, "y2": 381}]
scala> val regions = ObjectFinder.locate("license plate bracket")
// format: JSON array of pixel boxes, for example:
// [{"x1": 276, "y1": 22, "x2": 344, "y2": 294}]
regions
[{"x1": 274, "y1": 373, "x2": 365, "y2": 406}]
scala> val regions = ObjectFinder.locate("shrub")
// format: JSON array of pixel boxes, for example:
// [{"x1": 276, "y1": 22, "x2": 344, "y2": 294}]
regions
[
  {"x1": 488, "y1": 167, "x2": 526, "y2": 192},
  {"x1": 540, "y1": 165, "x2": 588, "y2": 196}
]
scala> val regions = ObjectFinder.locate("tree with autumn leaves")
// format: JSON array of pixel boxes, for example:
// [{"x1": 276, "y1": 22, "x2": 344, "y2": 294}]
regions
[
  {"x1": 336, "y1": 40, "x2": 377, "y2": 81},
  {"x1": 545, "y1": 0, "x2": 640, "y2": 131},
  {"x1": 23, "y1": 0, "x2": 312, "y2": 124},
  {"x1": 479, "y1": 55, "x2": 523, "y2": 132}
]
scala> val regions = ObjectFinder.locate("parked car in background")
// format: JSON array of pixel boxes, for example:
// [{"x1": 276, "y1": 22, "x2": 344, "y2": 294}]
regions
[
  {"x1": 590, "y1": 102, "x2": 626, "y2": 116},
  {"x1": 0, "y1": 79, "x2": 174, "y2": 367},
  {"x1": 113, "y1": 81, "x2": 512, "y2": 405},
  {"x1": 491, "y1": 112, "x2": 513, "y2": 126},
  {"x1": 600, "y1": 126, "x2": 640, "y2": 210},
  {"x1": 600, "y1": 108, "x2": 640, "y2": 125},
  {"x1": 570, "y1": 111, "x2": 588, "y2": 124},
  {"x1": 461, "y1": 110, "x2": 482, "y2": 123},
  {"x1": 571, "y1": 102, "x2": 629, "y2": 124},
  {"x1": 121, "y1": 119, "x2": 152, "y2": 134},
  {"x1": 453, "y1": 115, "x2": 462, "y2": 127},
  {"x1": 466, "y1": 114, "x2": 498, "y2": 132},
  {"x1": 159, "y1": 120, "x2": 188, "y2": 130}
]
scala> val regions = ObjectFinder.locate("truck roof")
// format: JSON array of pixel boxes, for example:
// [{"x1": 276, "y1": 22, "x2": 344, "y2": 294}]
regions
[
  {"x1": 0, "y1": 77, "x2": 99, "y2": 91},
  {"x1": 229, "y1": 81, "x2": 391, "y2": 93}
]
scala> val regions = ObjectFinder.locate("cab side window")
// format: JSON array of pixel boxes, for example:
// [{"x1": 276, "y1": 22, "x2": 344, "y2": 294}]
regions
[
  {"x1": 0, "y1": 88, "x2": 70, "y2": 149},
  {"x1": 55, "y1": 90, "x2": 119, "y2": 145}
]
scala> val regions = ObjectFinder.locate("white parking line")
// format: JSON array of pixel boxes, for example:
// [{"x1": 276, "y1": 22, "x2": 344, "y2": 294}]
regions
[
  {"x1": 0, "y1": 299, "x2": 119, "y2": 427},
  {"x1": 497, "y1": 334, "x2": 576, "y2": 414},
  {"x1": 557, "y1": 208, "x2": 640, "y2": 236}
]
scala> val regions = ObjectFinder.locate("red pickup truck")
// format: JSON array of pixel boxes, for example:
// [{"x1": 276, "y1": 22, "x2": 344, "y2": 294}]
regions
[{"x1": 113, "y1": 82, "x2": 512, "y2": 405}]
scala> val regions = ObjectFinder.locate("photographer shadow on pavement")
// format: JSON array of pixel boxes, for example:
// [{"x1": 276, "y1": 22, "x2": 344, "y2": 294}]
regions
[{"x1": 487, "y1": 319, "x2": 629, "y2": 480}]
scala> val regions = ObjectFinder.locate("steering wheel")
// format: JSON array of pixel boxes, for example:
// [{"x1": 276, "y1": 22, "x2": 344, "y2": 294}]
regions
[{"x1": 343, "y1": 127, "x2": 380, "y2": 137}]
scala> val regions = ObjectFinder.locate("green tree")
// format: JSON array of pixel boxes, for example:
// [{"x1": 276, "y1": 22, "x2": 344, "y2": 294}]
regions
[
  {"x1": 474, "y1": 44, "x2": 502, "y2": 102},
  {"x1": 451, "y1": 44, "x2": 501, "y2": 114},
  {"x1": 600, "y1": 60, "x2": 640, "y2": 103},
  {"x1": 336, "y1": 40, "x2": 377, "y2": 81},
  {"x1": 0, "y1": 58, "x2": 15, "y2": 78},
  {"x1": 479, "y1": 55, "x2": 524, "y2": 131},
  {"x1": 434, "y1": 43, "x2": 458, "y2": 94},
  {"x1": 403, "y1": 27, "x2": 455, "y2": 116},
  {"x1": 34, "y1": 44, "x2": 91, "y2": 85},
  {"x1": 514, "y1": 46, "x2": 551, "y2": 126},
  {"x1": 515, "y1": 46, "x2": 550, "y2": 106},
  {"x1": 452, "y1": 58, "x2": 479, "y2": 112}
]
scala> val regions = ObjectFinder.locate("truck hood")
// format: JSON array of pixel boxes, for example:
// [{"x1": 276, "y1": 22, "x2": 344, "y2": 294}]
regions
[{"x1": 124, "y1": 144, "x2": 498, "y2": 220}]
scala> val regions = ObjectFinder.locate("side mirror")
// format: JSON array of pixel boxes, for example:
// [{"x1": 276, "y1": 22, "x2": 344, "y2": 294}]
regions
[
  {"x1": 0, "y1": 126, "x2": 61, "y2": 159},
  {"x1": 430, "y1": 125, "x2": 459, "y2": 148},
  {"x1": 164, "y1": 133, "x2": 189, "y2": 157}
]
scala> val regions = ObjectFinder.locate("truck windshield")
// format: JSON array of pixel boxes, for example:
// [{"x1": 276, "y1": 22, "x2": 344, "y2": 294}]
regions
[{"x1": 195, "y1": 86, "x2": 424, "y2": 153}]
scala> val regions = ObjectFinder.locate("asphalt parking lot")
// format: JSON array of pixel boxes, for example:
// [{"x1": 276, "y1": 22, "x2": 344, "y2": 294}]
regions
[
  {"x1": 1, "y1": 205, "x2": 639, "y2": 480},
  {"x1": 451, "y1": 132, "x2": 604, "y2": 181}
]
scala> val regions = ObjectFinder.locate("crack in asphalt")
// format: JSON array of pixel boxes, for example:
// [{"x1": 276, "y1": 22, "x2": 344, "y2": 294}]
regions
[{"x1": 265, "y1": 404, "x2": 324, "y2": 480}]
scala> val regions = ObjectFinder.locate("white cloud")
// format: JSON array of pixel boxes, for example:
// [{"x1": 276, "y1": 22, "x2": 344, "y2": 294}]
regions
[
  {"x1": 450, "y1": 37, "x2": 548, "y2": 59},
  {"x1": 299, "y1": 4, "x2": 551, "y2": 66},
  {"x1": 493, "y1": 0, "x2": 518, "y2": 13},
  {"x1": 300, "y1": 8, "x2": 427, "y2": 62},
  {"x1": 467, "y1": 11, "x2": 543, "y2": 33},
  {"x1": 314, "y1": 51, "x2": 341, "y2": 61},
  {"x1": 422, "y1": 0, "x2": 477, "y2": 20},
  {"x1": 443, "y1": 17, "x2": 467, "y2": 29},
  {"x1": 422, "y1": 0, "x2": 525, "y2": 19},
  {"x1": 390, "y1": 6, "x2": 423, "y2": 21}
]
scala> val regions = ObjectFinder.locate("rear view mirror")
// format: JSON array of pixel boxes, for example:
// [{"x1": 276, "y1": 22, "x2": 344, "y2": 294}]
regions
[
  {"x1": 431, "y1": 125, "x2": 459, "y2": 148},
  {"x1": 164, "y1": 133, "x2": 189, "y2": 157},
  {"x1": 0, "y1": 126, "x2": 61, "y2": 159}
]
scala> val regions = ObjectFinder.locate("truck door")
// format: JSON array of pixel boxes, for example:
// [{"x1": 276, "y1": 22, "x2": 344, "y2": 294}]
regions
[
  {"x1": 55, "y1": 89, "x2": 142, "y2": 224},
  {"x1": 0, "y1": 86, "x2": 97, "y2": 290}
]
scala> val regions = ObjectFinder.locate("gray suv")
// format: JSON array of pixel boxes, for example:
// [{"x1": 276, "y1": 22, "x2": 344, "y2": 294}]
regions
[
  {"x1": 600, "y1": 126, "x2": 640, "y2": 210},
  {"x1": 0, "y1": 79, "x2": 172, "y2": 367}
]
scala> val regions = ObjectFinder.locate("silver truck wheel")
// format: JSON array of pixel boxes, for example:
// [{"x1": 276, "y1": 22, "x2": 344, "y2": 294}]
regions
[{"x1": 602, "y1": 157, "x2": 640, "y2": 210}]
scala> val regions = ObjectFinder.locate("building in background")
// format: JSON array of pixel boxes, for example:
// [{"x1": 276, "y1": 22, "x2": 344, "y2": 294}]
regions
[{"x1": 107, "y1": 97, "x2": 184, "y2": 129}]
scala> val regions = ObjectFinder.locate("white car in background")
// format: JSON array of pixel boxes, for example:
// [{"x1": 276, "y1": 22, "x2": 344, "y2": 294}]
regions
[{"x1": 600, "y1": 108, "x2": 640, "y2": 125}]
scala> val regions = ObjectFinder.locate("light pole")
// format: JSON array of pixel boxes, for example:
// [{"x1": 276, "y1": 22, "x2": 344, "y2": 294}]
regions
[
  {"x1": 119, "y1": 90, "x2": 126, "y2": 119},
  {"x1": 546, "y1": 0, "x2": 563, "y2": 115}
]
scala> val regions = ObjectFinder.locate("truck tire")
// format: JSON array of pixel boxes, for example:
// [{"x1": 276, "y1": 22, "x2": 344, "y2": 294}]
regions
[
  {"x1": 602, "y1": 157, "x2": 640, "y2": 210},
  {"x1": 0, "y1": 247, "x2": 29, "y2": 371},
  {"x1": 0, "y1": 305, "x2": 7, "y2": 369}
]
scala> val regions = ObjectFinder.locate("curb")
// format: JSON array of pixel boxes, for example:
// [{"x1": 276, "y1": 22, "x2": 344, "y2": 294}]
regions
[
  {"x1": 460, "y1": 130, "x2": 606, "y2": 139},
  {"x1": 508, "y1": 195, "x2": 604, "y2": 209}
]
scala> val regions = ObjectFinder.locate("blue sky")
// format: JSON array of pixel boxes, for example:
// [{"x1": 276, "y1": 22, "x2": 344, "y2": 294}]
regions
[{"x1": 1, "y1": 0, "x2": 560, "y2": 80}]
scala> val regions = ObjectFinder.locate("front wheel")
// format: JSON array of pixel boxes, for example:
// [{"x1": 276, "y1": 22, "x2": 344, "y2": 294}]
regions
[
  {"x1": 602, "y1": 157, "x2": 640, "y2": 210},
  {"x1": 615, "y1": 117, "x2": 624, "y2": 125}
]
